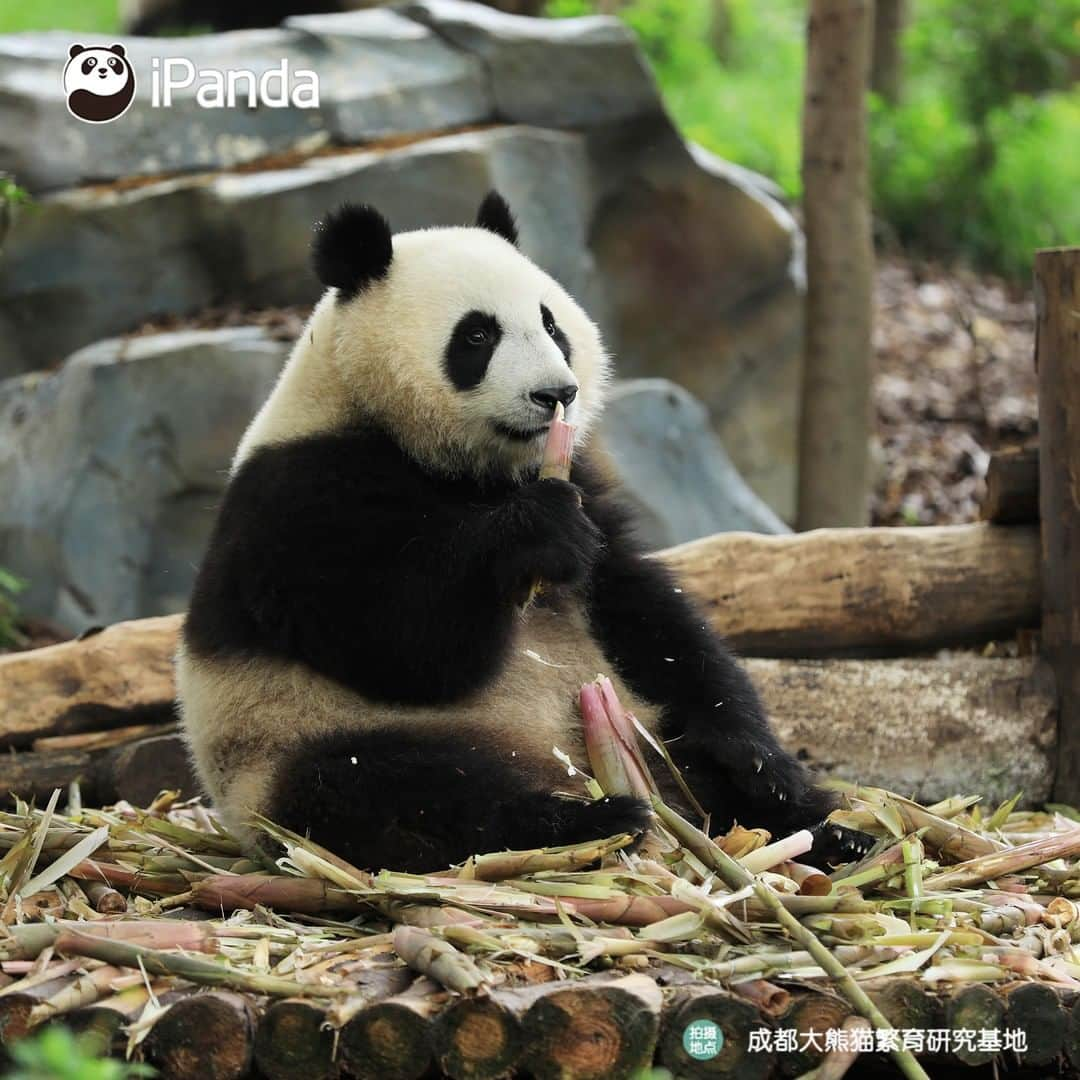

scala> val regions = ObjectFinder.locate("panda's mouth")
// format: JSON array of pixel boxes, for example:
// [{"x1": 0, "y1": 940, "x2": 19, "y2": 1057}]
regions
[{"x1": 493, "y1": 421, "x2": 550, "y2": 443}]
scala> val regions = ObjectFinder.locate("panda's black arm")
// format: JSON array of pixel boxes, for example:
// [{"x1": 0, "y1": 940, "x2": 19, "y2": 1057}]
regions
[
  {"x1": 573, "y1": 458, "x2": 839, "y2": 843},
  {"x1": 186, "y1": 431, "x2": 598, "y2": 706}
]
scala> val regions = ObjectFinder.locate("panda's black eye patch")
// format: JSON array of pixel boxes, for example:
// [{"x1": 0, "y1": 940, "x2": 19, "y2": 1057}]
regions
[
  {"x1": 540, "y1": 304, "x2": 572, "y2": 366},
  {"x1": 445, "y1": 311, "x2": 502, "y2": 391},
  {"x1": 82, "y1": 57, "x2": 96, "y2": 74},
  {"x1": 108, "y1": 57, "x2": 121, "y2": 71}
]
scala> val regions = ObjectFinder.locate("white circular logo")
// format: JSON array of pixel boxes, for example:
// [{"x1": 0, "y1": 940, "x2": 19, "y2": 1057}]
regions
[{"x1": 64, "y1": 43, "x2": 136, "y2": 124}]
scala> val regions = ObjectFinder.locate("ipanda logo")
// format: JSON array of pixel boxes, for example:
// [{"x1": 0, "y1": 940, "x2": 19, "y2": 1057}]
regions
[
  {"x1": 64, "y1": 42, "x2": 319, "y2": 124},
  {"x1": 64, "y1": 44, "x2": 136, "y2": 124}
]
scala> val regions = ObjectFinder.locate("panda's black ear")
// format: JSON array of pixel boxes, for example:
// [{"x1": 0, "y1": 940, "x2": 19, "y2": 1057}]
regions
[
  {"x1": 69, "y1": 43, "x2": 86, "y2": 59},
  {"x1": 475, "y1": 191, "x2": 518, "y2": 246},
  {"x1": 109, "y1": 43, "x2": 127, "y2": 57},
  {"x1": 312, "y1": 203, "x2": 393, "y2": 301}
]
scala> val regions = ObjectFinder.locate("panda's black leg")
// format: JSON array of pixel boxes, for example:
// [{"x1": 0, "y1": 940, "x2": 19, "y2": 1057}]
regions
[{"x1": 267, "y1": 730, "x2": 650, "y2": 874}]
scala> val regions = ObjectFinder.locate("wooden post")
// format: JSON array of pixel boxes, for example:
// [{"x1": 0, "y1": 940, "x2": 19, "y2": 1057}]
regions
[
  {"x1": 798, "y1": 0, "x2": 876, "y2": 529},
  {"x1": 1036, "y1": 249, "x2": 1080, "y2": 804}
]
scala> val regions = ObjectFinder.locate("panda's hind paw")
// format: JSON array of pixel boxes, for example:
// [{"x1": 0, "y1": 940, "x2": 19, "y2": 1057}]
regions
[{"x1": 803, "y1": 820, "x2": 875, "y2": 870}]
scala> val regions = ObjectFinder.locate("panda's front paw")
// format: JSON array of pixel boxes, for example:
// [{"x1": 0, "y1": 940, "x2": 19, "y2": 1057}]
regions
[{"x1": 500, "y1": 478, "x2": 603, "y2": 591}]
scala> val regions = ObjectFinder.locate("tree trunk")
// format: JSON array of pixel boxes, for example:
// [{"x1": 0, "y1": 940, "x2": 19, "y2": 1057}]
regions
[
  {"x1": 1036, "y1": 249, "x2": 1080, "y2": 805},
  {"x1": 870, "y1": 0, "x2": 906, "y2": 102},
  {"x1": 798, "y1": 0, "x2": 875, "y2": 529}
]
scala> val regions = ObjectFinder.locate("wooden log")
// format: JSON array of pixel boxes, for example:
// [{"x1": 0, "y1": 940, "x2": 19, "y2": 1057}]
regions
[
  {"x1": 866, "y1": 978, "x2": 942, "y2": 1033},
  {"x1": 432, "y1": 991, "x2": 527, "y2": 1080},
  {"x1": 662, "y1": 524, "x2": 1040, "y2": 656},
  {"x1": 946, "y1": 984, "x2": 1004, "y2": 1067},
  {"x1": 32, "y1": 721, "x2": 176, "y2": 754},
  {"x1": 0, "y1": 615, "x2": 179, "y2": 747},
  {"x1": 0, "y1": 523, "x2": 1040, "y2": 753},
  {"x1": 659, "y1": 985, "x2": 775, "y2": 1079},
  {"x1": 748, "y1": 656, "x2": 1058, "y2": 805},
  {"x1": 254, "y1": 999, "x2": 336, "y2": 1080},
  {"x1": 338, "y1": 976, "x2": 445, "y2": 1080},
  {"x1": 105, "y1": 731, "x2": 198, "y2": 805},
  {"x1": 1036, "y1": 248, "x2": 1080, "y2": 806},
  {"x1": 143, "y1": 990, "x2": 257, "y2": 1080},
  {"x1": 981, "y1": 446, "x2": 1039, "y2": 524},
  {"x1": 776, "y1": 992, "x2": 851, "y2": 1077},
  {"x1": 1004, "y1": 981, "x2": 1068, "y2": 1068},
  {"x1": 518, "y1": 973, "x2": 662, "y2": 1080},
  {"x1": 0, "y1": 732, "x2": 197, "y2": 807}
]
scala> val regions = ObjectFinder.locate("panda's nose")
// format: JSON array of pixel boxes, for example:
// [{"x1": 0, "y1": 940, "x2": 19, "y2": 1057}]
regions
[{"x1": 530, "y1": 385, "x2": 578, "y2": 412}]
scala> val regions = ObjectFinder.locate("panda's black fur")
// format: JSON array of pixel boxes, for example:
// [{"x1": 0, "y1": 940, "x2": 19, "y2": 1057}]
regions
[{"x1": 181, "y1": 192, "x2": 869, "y2": 873}]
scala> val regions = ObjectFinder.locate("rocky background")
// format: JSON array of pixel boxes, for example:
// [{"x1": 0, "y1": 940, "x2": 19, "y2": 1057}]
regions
[{"x1": 0, "y1": 1, "x2": 802, "y2": 634}]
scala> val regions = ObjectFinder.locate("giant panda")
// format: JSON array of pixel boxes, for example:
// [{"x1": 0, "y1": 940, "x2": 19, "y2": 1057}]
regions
[{"x1": 178, "y1": 192, "x2": 858, "y2": 873}]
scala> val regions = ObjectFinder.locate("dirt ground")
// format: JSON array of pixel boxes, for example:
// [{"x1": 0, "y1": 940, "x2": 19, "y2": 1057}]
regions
[{"x1": 871, "y1": 257, "x2": 1038, "y2": 526}]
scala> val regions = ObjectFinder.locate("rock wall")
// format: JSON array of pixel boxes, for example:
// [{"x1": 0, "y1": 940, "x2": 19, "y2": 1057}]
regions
[
  {"x1": 0, "y1": 1, "x2": 803, "y2": 516},
  {"x1": 0, "y1": 1, "x2": 803, "y2": 628}
]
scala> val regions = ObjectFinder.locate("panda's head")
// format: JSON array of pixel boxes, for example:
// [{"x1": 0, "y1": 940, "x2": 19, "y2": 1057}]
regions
[{"x1": 310, "y1": 193, "x2": 610, "y2": 480}]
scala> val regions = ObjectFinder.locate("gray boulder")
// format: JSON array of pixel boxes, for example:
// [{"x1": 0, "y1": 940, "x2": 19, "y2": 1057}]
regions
[
  {"x1": 596, "y1": 379, "x2": 789, "y2": 551},
  {"x1": 0, "y1": 3, "x2": 805, "y2": 517},
  {"x1": 401, "y1": 0, "x2": 661, "y2": 128},
  {"x1": 0, "y1": 337, "x2": 781, "y2": 632},
  {"x1": 0, "y1": 328, "x2": 289, "y2": 629}
]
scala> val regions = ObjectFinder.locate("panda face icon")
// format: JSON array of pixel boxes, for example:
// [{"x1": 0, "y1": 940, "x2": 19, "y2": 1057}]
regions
[{"x1": 64, "y1": 43, "x2": 136, "y2": 123}]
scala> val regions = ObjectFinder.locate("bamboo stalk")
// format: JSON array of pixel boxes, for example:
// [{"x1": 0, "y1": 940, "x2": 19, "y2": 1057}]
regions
[
  {"x1": 650, "y1": 797, "x2": 930, "y2": 1080},
  {"x1": 51, "y1": 929, "x2": 348, "y2": 999},
  {"x1": 192, "y1": 872, "x2": 367, "y2": 915},
  {"x1": 923, "y1": 829, "x2": 1080, "y2": 890},
  {"x1": 392, "y1": 927, "x2": 487, "y2": 994}
]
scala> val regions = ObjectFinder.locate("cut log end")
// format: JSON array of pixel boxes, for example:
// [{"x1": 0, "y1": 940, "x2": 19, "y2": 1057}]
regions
[
  {"x1": 520, "y1": 976, "x2": 661, "y2": 1080},
  {"x1": 254, "y1": 999, "x2": 336, "y2": 1080},
  {"x1": 339, "y1": 1000, "x2": 435, "y2": 1080},
  {"x1": 432, "y1": 996, "x2": 524, "y2": 1080},
  {"x1": 143, "y1": 991, "x2": 256, "y2": 1080},
  {"x1": 660, "y1": 987, "x2": 776, "y2": 1079},
  {"x1": 1005, "y1": 981, "x2": 1067, "y2": 1067},
  {"x1": 776, "y1": 992, "x2": 851, "y2": 1076},
  {"x1": 946, "y1": 984, "x2": 1004, "y2": 1066}
]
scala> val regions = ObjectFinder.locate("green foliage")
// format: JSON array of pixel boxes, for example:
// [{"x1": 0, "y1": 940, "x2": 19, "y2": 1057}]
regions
[
  {"x1": 0, "y1": 568, "x2": 28, "y2": 650},
  {"x1": 548, "y1": 0, "x2": 1080, "y2": 277},
  {"x1": 550, "y1": 0, "x2": 805, "y2": 195},
  {"x1": 2, "y1": 1027, "x2": 154, "y2": 1080},
  {"x1": 0, "y1": 1, "x2": 120, "y2": 33}
]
